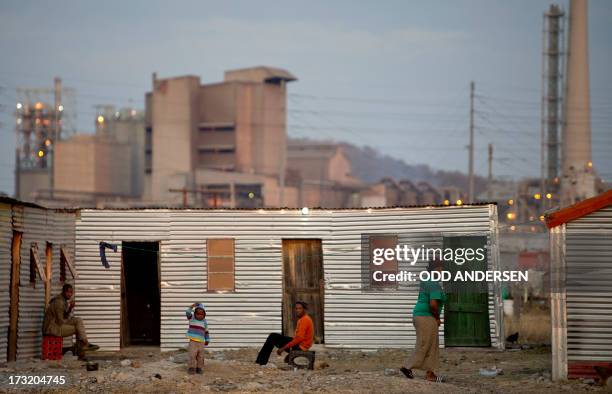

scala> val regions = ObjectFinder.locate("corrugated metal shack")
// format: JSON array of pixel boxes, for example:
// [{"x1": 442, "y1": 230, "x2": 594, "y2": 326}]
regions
[
  {"x1": 0, "y1": 197, "x2": 76, "y2": 362},
  {"x1": 547, "y1": 190, "x2": 612, "y2": 381},
  {"x1": 75, "y1": 203, "x2": 504, "y2": 352}
]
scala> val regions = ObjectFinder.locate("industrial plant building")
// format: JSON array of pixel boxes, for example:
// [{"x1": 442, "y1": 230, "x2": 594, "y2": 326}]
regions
[{"x1": 144, "y1": 66, "x2": 299, "y2": 208}]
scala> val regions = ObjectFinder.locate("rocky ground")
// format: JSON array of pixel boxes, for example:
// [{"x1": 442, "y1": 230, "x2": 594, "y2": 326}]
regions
[{"x1": 0, "y1": 345, "x2": 609, "y2": 393}]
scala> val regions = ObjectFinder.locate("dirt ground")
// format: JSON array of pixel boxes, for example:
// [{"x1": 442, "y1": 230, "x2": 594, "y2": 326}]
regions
[{"x1": 0, "y1": 345, "x2": 608, "y2": 393}]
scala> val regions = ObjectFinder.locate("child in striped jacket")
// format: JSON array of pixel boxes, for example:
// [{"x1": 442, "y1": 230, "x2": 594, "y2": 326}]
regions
[{"x1": 185, "y1": 303, "x2": 210, "y2": 374}]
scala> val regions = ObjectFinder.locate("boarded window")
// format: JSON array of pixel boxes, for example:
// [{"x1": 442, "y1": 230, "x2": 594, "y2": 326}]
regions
[
  {"x1": 29, "y1": 242, "x2": 46, "y2": 287},
  {"x1": 60, "y1": 245, "x2": 78, "y2": 281},
  {"x1": 207, "y1": 239, "x2": 235, "y2": 292},
  {"x1": 369, "y1": 235, "x2": 398, "y2": 289},
  {"x1": 45, "y1": 242, "x2": 53, "y2": 306}
]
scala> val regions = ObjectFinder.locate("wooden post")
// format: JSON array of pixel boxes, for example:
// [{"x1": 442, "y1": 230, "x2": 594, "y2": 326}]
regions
[
  {"x1": 45, "y1": 242, "x2": 53, "y2": 307},
  {"x1": 8, "y1": 231, "x2": 23, "y2": 362}
]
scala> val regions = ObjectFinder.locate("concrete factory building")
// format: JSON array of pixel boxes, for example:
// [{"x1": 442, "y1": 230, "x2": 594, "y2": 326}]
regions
[
  {"x1": 547, "y1": 189, "x2": 612, "y2": 381},
  {"x1": 73, "y1": 203, "x2": 504, "y2": 352},
  {"x1": 145, "y1": 66, "x2": 299, "y2": 208}
]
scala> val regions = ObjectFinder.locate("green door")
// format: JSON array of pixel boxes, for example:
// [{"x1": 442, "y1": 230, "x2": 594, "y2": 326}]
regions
[{"x1": 443, "y1": 236, "x2": 491, "y2": 347}]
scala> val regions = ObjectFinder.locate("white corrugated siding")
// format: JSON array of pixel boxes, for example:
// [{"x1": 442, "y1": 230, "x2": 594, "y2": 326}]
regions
[
  {"x1": 0, "y1": 204, "x2": 12, "y2": 362},
  {"x1": 75, "y1": 205, "x2": 502, "y2": 352},
  {"x1": 75, "y1": 210, "x2": 170, "y2": 351},
  {"x1": 565, "y1": 207, "x2": 612, "y2": 362},
  {"x1": 326, "y1": 205, "x2": 501, "y2": 349}
]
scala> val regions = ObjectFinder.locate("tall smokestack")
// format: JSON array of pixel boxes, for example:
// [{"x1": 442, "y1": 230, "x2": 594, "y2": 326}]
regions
[{"x1": 561, "y1": 0, "x2": 595, "y2": 204}]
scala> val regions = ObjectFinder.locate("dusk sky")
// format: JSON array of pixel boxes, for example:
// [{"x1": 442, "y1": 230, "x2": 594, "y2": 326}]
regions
[{"x1": 1, "y1": 0, "x2": 611, "y2": 195}]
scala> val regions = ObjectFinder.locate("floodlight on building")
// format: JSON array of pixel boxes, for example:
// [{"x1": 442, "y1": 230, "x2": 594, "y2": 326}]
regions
[
  {"x1": 16, "y1": 103, "x2": 22, "y2": 110},
  {"x1": 443, "y1": 199, "x2": 450, "y2": 206},
  {"x1": 534, "y1": 193, "x2": 542, "y2": 200},
  {"x1": 58, "y1": 105, "x2": 64, "y2": 112},
  {"x1": 508, "y1": 199, "x2": 514, "y2": 205},
  {"x1": 97, "y1": 115, "x2": 105, "y2": 124},
  {"x1": 248, "y1": 192, "x2": 255, "y2": 199},
  {"x1": 587, "y1": 161, "x2": 593, "y2": 168},
  {"x1": 506, "y1": 212, "x2": 516, "y2": 220},
  {"x1": 301, "y1": 207, "x2": 310, "y2": 215},
  {"x1": 539, "y1": 215, "x2": 545, "y2": 222},
  {"x1": 34, "y1": 102, "x2": 43, "y2": 110},
  {"x1": 455, "y1": 199, "x2": 463, "y2": 206},
  {"x1": 546, "y1": 193, "x2": 553, "y2": 199},
  {"x1": 44, "y1": 139, "x2": 51, "y2": 147},
  {"x1": 510, "y1": 225, "x2": 516, "y2": 231},
  {"x1": 37, "y1": 150, "x2": 44, "y2": 158}
]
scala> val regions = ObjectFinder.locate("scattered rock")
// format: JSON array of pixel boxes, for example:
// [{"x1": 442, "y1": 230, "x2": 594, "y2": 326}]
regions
[
  {"x1": 170, "y1": 353, "x2": 189, "y2": 364},
  {"x1": 131, "y1": 360, "x2": 142, "y2": 368},
  {"x1": 114, "y1": 372, "x2": 131, "y2": 381},
  {"x1": 315, "y1": 361, "x2": 330, "y2": 370},
  {"x1": 384, "y1": 368, "x2": 399, "y2": 376},
  {"x1": 479, "y1": 367, "x2": 503, "y2": 377},
  {"x1": 120, "y1": 359, "x2": 132, "y2": 367},
  {"x1": 153, "y1": 373, "x2": 162, "y2": 380}
]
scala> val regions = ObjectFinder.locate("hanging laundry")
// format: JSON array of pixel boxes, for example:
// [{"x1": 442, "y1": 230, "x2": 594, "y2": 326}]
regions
[{"x1": 99, "y1": 242, "x2": 118, "y2": 268}]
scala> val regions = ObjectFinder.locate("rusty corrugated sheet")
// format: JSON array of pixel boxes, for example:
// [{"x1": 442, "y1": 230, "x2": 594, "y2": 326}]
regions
[
  {"x1": 16, "y1": 207, "x2": 50, "y2": 360},
  {"x1": 0, "y1": 203, "x2": 12, "y2": 362}
]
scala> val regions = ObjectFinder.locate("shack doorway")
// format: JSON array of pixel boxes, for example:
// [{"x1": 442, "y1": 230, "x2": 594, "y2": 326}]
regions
[
  {"x1": 281, "y1": 239, "x2": 324, "y2": 344},
  {"x1": 121, "y1": 242, "x2": 160, "y2": 346},
  {"x1": 443, "y1": 235, "x2": 491, "y2": 347}
]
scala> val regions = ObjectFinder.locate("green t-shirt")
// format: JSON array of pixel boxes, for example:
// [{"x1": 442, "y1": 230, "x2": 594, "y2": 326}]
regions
[{"x1": 412, "y1": 280, "x2": 445, "y2": 317}]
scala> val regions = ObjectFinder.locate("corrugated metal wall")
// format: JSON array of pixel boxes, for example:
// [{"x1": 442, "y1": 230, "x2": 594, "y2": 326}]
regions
[
  {"x1": 565, "y1": 207, "x2": 612, "y2": 362},
  {"x1": 75, "y1": 205, "x2": 502, "y2": 352},
  {"x1": 17, "y1": 207, "x2": 55, "y2": 360},
  {"x1": 0, "y1": 203, "x2": 76, "y2": 362},
  {"x1": 326, "y1": 206, "x2": 501, "y2": 349},
  {"x1": 0, "y1": 204, "x2": 12, "y2": 362}
]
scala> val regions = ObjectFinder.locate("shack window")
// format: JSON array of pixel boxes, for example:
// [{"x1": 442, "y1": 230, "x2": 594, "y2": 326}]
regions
[
  {"x1": 29, "y1": 242, "x2": 46, "y2": 287},
  {"x1": 60, "y1": 245, "x2": 77, "y2": 281},
  {"x1": 369, "y1": 235, "x2": 398, "y2": 289},
  {"x1": 207, "y1": 239, "x2": 235, "y2": 292}
]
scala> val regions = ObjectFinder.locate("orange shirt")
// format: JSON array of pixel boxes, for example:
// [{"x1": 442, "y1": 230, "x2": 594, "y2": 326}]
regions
[{"x1": 285, "y1": 314, "x2": 314, "y2": 350}]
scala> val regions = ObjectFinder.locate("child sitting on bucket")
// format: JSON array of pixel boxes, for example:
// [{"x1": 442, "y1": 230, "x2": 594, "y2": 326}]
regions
[{"x1": 185, "y1": 302, "x2": 210, "y2": 374}]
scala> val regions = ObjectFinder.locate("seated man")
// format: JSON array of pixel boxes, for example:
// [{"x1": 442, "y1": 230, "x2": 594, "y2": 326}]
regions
[
  {"x1": 256, "y1": 301, "x2": 314, "y2": 365},
  {"x1": 43, "y1": 284, "x2": 98, "y2": 359}
]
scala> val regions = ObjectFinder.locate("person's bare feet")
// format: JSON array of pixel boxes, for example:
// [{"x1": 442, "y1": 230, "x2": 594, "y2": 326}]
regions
[{"x1": 426, "y1": 370, "x2": 445, "y2": 382}]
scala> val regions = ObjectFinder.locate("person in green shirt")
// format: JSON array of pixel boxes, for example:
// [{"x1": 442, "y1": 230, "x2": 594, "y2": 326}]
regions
[{"x1": 401, "y1": 259, "x2": 445, "y2": 382}]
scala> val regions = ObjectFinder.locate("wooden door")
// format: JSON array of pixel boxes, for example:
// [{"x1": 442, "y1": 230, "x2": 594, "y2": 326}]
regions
[
  {"x1": 443, "y1": 236, "x2": 491, "y2": 347},
  {"x1": 8, "y1": 231, "x2": 22, "y2": 361},
  {"x1": 282, "y1": 239, "x2": 324, "y2": 343}
]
